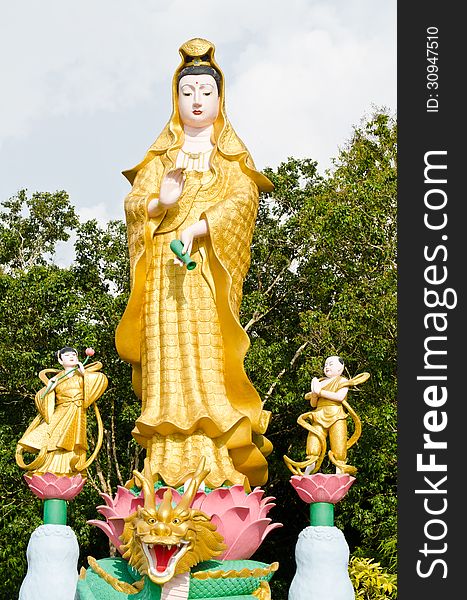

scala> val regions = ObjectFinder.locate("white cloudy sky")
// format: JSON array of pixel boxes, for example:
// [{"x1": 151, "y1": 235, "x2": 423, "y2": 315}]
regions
[{"x1": 0, "y1": 0, "x2": 396, "y2": 228}]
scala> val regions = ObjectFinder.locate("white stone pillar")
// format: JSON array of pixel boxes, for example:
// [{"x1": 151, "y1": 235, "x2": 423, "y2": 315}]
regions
[
  {"x1": 19, "y1": 524, "x2": 79, "y2": 600},
  {"x1": 289, "y1": 525, "x2": 354, "y2": 600}
]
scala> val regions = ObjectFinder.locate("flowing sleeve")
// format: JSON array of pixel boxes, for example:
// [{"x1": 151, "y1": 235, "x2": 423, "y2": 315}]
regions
[
  {"x1": 34, "y1": 369, "x2": 60, "y2": 423},
  {"x1": 34, "y1": 389, "x2": 55, "y2": 424},
  {"x1": 202, "y1": 160, "x2": 259, "y2": 315},
  {"x1": 83, "y1": 362, "x2": 109, "y2": 408},
  {"x1": 123, "y1": 156, "x2": 165, "y2": 286},
  {"x1": 199, "y1": 160, "x2": 270, "y2": 434},
  {"x1": 116, "y1": 155, "x2": 166, "y2": 374}
]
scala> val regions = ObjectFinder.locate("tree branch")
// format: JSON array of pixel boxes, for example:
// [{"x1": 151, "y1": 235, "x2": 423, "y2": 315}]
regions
[
  {"x1": 105, "y1": 428, "x2": 112, "y2": 492},
  {"x1": 263, "y1": 340, "x2": 310, "y2": 403},
  {"x1": 243, "y1": 261, "x2": 291, "y2": 334},
  {"x1": 86, "y1": 467, "x2": 102, "y2": 494},
  {"x1": 110, "y1": 405, "x2": 124, "y2": 486},
  {"x1": 93, "y1": 453, "x2": 109, "y2": 495}
]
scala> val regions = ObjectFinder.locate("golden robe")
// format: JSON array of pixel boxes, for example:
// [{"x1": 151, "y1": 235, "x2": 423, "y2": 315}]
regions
[
  {"x1": 17, "y1": 364, "x2": 108, "y2": 475},
  {"x1": 311, "y1": 376, "x2": 349, "y2": 429}
]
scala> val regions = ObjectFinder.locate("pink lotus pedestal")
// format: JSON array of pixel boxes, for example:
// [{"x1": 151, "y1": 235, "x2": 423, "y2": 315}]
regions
[{"x1": 290, "y1": 473, "x2": 356, "y2": 526}]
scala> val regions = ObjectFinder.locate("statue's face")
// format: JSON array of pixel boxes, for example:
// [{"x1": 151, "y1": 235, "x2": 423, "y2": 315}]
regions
[
  {"x1": 178, "y1": 74, "x2": 219, "y2": 128},
  {"x1": 324, "y1": 356, "x2": 344, "y2": 378},
  {"x1": 59, "y1": 351, "x2": 79, "y2": 370}
]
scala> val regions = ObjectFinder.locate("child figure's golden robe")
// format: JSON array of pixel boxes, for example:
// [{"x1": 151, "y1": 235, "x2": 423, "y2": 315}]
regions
[{"x1": 116, "y1": 38, "x2": 274, "y2": 490}]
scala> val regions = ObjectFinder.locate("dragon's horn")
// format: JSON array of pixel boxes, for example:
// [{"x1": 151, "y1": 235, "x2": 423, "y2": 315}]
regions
[
  {"x1": 158, "y1": 488, "x2": 174, "y2": 521},
  {"x1": 178, "y1": 457, "x2": 210, "y2": 511},
  {"x1": 133, "y1": 457, "x2": 155, "y2": 511}
]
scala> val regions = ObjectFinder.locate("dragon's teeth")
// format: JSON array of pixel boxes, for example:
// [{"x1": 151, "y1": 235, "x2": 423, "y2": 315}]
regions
[{"x1": 168, "y1": 545, "x2": 172, "y2": 550}]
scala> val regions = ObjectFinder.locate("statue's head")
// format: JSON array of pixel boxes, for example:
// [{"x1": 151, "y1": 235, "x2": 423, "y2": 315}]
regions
[
  {"x1": 167, "y1": 38, "x2": 226, "y2": 140},
  {"x1": 323, "y1": 355, "x2": 345, "y2": 378},
  {"x1": 177, "y1": 69, "x2": 220, "y2": 129},
  {"x1": 57, "y1": 346, "x2": 79, "y2": 369}
]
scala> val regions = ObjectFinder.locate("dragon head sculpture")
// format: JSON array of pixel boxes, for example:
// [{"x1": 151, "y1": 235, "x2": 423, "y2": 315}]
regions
[{"x1": 120, "y1": 457, "x2": 226, "y2": 584}]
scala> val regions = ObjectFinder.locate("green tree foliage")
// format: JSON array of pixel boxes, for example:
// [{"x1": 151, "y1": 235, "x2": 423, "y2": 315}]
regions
[
  {"x1": 0, "y1": 189, "x2": 78, "y2": 271},
  {"x1": 0, "y1": 110, "x2": 396, "y2": 599}
]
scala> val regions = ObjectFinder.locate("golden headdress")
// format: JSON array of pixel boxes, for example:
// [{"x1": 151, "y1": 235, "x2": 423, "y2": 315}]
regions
[{"x1": 123, "y1": 38, "x2": 273, "y2": 193}]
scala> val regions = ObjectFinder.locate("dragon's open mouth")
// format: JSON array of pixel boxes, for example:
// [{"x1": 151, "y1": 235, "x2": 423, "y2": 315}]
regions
[{"x1": 143, "y1": 541, "x2": 190, "y2": 582}]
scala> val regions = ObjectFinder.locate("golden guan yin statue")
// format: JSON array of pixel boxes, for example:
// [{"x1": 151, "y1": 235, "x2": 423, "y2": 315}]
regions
[{"x1": 115, "y1": 38, "x2": 274, "y2": 491}]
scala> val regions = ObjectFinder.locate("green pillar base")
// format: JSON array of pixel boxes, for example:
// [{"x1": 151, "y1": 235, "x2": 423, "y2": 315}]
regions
[
  {"x1": 310, "y1": 502, "x2": 334, "y2": 526},
  {"x1": 43, "y1": 498, "x2": 67, "y2": 525}
]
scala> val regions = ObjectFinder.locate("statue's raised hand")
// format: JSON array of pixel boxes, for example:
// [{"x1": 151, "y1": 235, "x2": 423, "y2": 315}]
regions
[
  {"x1": 159, "y1": 168, "x2": 185, "y2": 208},
  {"x1": 147, "y1": 168, "x2": 185, "y2": 217}
]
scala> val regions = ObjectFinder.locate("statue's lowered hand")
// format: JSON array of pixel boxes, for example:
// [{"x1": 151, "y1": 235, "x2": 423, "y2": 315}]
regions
[{"x1": 170, "y1": 239, "x2": 197, "y2": 270}]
